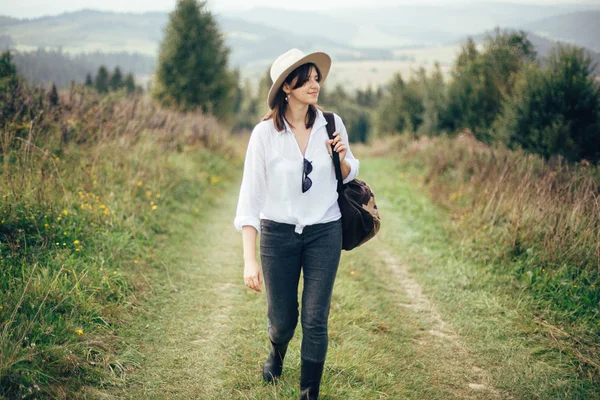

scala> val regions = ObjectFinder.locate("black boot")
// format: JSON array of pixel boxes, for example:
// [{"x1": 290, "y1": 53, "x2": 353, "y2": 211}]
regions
[
  {"x1": 299, "y1": 358, "x2": 324, "y2": 400},
  {"x1": 262, "y1": 340, "x2": 289, "y2": 383}
]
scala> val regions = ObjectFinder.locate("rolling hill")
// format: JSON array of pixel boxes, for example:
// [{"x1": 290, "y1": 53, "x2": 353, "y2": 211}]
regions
[{"x1": 521, "y1": 11, "x2": 600, "y2": 52}]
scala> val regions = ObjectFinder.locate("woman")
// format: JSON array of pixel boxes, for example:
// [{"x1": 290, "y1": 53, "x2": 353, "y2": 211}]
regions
[{"x1": 234, "y1": 48, "x2": 359, "y2": 400}]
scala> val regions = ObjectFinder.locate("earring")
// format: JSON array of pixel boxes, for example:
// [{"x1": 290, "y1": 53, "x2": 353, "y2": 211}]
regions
[{"x1": 285, "y1": 94, "x2": 289, "y2": 102}]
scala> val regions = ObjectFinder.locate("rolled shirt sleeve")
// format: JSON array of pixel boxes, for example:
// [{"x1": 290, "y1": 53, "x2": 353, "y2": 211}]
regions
[
  {"x1": 335, "y1": 114, "x2": 360, "y2": 184},
  {"x1": 233, "y1": 125, "x2": 266, "y2": 234}
]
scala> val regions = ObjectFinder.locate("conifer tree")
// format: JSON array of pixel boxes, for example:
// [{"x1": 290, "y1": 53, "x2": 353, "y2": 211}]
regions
[
  {"x1": 154, "y1": 0, "x2": 235, "y2": 119},
  {"x1": 110, "y1": 66, "x2": 123, "y2": 91},
  {"x1": 124, "y1": 73, "x2": 136, "y2": 94},
  {"x1": 95, "y1": 65, "x2": 110, "y2": 93},
  {"x1": 85, "y1": 73, "x2": 93, "y2": 87},
  {"x1": 48, "y1": 82, "x2": 59, "y2": 106}
]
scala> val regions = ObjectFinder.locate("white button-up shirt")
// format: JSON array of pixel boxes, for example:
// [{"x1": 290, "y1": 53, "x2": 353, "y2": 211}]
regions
[{"x1": 234, "y1": 109, "x2": 359, "y2": 234}]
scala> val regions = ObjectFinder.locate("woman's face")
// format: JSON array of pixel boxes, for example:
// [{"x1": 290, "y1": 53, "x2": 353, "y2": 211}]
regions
[{"x1": 285, "y1": 66, "x2": 320, "y2": 106}]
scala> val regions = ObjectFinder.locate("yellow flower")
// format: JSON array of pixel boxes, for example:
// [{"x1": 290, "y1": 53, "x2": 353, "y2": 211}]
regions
[
  {"x1": 62, "y1": 243, "x2": 66, "y2": 246},
  {"x1": 0, "y1": 305, "x2": 3, "y2": 310},
  {"x1": 152, "y1": 205, "x2": 158, "y2": 211},
  {"x1": 134, "y1": 259, "x2": 139, "y2": 264},
  {"x1": 76, "y1": 329, "x2": 83, "y2": 335},
  {"x1": 210, "y1": 176, "x2": 220, "y2": 185},
  {"x1": 136, "y1": 181, "x2": 143, "y2": 187},
  {"x1": 62, "y1": 209, "x2": 68, "y2": 215},
  {"x1": 93, "y1": 180, "x2": 97, "y2": 185},
  {"x1": 155, "y1": 194, "x2": 161, "y2": 199},
  {"x1": 57, "y1": 217, "x2": 62, "y2": 221},
  {"x1": 350, "y1": 271, "x2": 355, "y2": 276},
  {"x1": 74, "y1": 240, "x2": 80, "y2": 245},
  {"x1": 103, "y1": 210, "x2": 110, "y2": 215},
  {"x1": 150, "y1": 201, "x2": 154, "y2": 205},
  {"x1": 99, "y1": 204, "x2": 106, "y2": 209},
  {"x1": 146, "y1": 190, "x2": 152, "y2": 197},
  {"x1": 113, "y1": 271, "x2": 117, "y2": 275}
]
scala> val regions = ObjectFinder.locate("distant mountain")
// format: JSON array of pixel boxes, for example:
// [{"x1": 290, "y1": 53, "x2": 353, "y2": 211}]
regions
[
  {"x1": 220, "y1": 3, "x2": 600, "y2": 51},
  {"x1": 223, "y1": 7, "x2": 359, "y2": 46},
  {"x1": 0, "y1": 16, "x2": 19, "y2": 27},
  {"x1": 0, "y1": 5, "x2": 599, "y2": 71},
  {"x1": 521, "y1": 11, "x2": 600, "y2": 52}
]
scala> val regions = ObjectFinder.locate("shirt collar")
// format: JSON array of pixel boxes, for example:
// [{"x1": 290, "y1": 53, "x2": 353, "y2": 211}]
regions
[{"x1": 281, "y1": 108, "x2": 327, "y2": 133}]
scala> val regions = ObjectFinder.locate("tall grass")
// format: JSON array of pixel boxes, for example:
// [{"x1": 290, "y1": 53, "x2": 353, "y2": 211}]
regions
[
  {"x1": 370, "y1": 132, "x2": 600, "y2": 378},
  {"x1": 0, "y1": 86, "x2": 233, "y2": 398}
]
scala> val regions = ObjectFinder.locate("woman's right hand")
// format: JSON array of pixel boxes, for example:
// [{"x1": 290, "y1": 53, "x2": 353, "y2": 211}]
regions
[{"x1": 244, "y1": 259, "x2": 262, "y2": 292}]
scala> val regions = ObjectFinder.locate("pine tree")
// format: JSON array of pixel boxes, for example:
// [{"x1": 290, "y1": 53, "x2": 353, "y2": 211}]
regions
[
  {"x1": 0, "y1": 50, "x2": 17, "y2": 79},
  {"x1": 48, "y1": 82, "x2": 59, "y2": 106},
  {"x1": 95, "y1": 65, "x2": 110, "y2": 93},
  {"x1": 85, "y1": 73, "x2": 93, "y2": 87},
  {"x1": 495, "y1": 44, "x2": 600, "y2": 162},
  {"x1": 124, "y1": 73, "x2": 136, "y2": 94},
  {"x1": 154, "y1": 0, "x2": 235, "y2": 119},
  {"x1": 110, "y1": 66, "x2": 123, "y2": 91}
]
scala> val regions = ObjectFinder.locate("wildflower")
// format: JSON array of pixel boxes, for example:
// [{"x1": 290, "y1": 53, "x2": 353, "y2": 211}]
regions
[
  {"x1": 99, "y1": 205, "x2": 106, "y2": 209},
  {"x1": 103, "y1": 210, "x2": 110, "y2": 215},
  {"x1": 62, "y1": 243, "x2": 66, "y2": 246},
  {"x1": 44, "y1": 223, "x2": 49, "y2": 228},
  {"x1": 351, "y1": 271, "x2": 355, "y2": 276},
  {"x1": 74, "y1": 240, "x2": 80, "y2": 245},
  {"x1": 57, "y1": 217, "x2": 62, "y2": 221},
  {"x1": 134, "y1": 259, "x2": 139, "y2": 264},
  {"x1": 155, "y1": 194, "x2": 161, "y2": 199},
  {"x1": 136, "y1": 181, "x2": 143, "y2": 187},
  {"x1": 210, "y1": 176, "x2": 220, "y2": 185},
  {"x1": 93, "y1": 180, "x2": 97, "y2": 185},
  {"x1": 152, "y1": 205, "x2": 158, "y2": 211},
  {"x1": 62, "y1": 209, "x2": 68, "y2": 215},
  {"x1": 150, "y1": 201, "x2": 154, "y2": 205},
  {"x1": 113, "y1": 271, "x2": 118, "y2": 275},
  {"x1": 0, "y1": 305, "x2": 3, "y2": 310},
  {"x1": 146, "y1": 190, "x2": 152, "y2": 197},
  {"x1": 76, "y1": 329, "x2": 83, "y2": 335}
]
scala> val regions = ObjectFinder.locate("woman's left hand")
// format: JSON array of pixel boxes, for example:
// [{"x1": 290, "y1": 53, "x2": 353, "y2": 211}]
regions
[{"x1": 327, "y1": 131, "x2": 346, "y2": 162}]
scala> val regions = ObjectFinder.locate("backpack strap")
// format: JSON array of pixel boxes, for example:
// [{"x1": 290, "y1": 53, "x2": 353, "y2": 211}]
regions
[{"x1": 323, "y1": 111, "x2": 344, "y2": 193}]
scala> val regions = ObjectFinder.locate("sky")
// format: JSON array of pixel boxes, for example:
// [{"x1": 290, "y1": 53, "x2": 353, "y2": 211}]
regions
[{"x1": 1, "y1": 0, "x2": 597, "y2": 19}]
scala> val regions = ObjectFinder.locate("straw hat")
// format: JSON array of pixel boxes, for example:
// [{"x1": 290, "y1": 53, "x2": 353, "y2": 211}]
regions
[{"x1": 267, "y1": 48, "x2": 332, "y2": 110}]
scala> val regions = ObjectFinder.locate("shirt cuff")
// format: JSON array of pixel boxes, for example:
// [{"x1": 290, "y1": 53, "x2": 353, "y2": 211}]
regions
[
  {"x1": 233, "y1": 216, "x2": 261, "y2": 234},
  {"x1": 342, "y1": 158, "x2": 359, "y2": 184}
]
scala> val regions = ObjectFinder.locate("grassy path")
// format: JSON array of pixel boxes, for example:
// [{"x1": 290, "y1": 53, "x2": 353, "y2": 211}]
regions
[{"x1": 107, "y1": 156, "x2": 595, "y2": 399}]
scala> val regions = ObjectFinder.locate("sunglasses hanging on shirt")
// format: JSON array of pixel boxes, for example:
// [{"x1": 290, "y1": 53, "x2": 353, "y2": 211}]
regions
[{"x1": 302, "y1": 158, "x2": 313, "y2": 193}]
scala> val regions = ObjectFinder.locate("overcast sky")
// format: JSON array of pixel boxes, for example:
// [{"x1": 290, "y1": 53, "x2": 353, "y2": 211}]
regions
[{"x1": 2, "y1": 0, "x2": 596, "y2": 19}]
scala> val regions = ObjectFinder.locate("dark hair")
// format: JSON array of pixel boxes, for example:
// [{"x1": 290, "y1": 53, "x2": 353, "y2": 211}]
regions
[{"x1": 263, "y1": 63, "x2": 322, "y2": 132}]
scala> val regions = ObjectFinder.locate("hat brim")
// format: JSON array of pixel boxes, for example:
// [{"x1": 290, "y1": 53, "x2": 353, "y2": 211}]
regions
[{"x1": 267, "y1": 52, "x2": 331, "y2": 110}]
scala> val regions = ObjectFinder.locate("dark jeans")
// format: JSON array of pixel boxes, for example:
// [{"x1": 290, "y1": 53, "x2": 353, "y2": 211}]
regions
[{"x1": 260, "y1": 218, "x2": 343, "y2": 363}]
